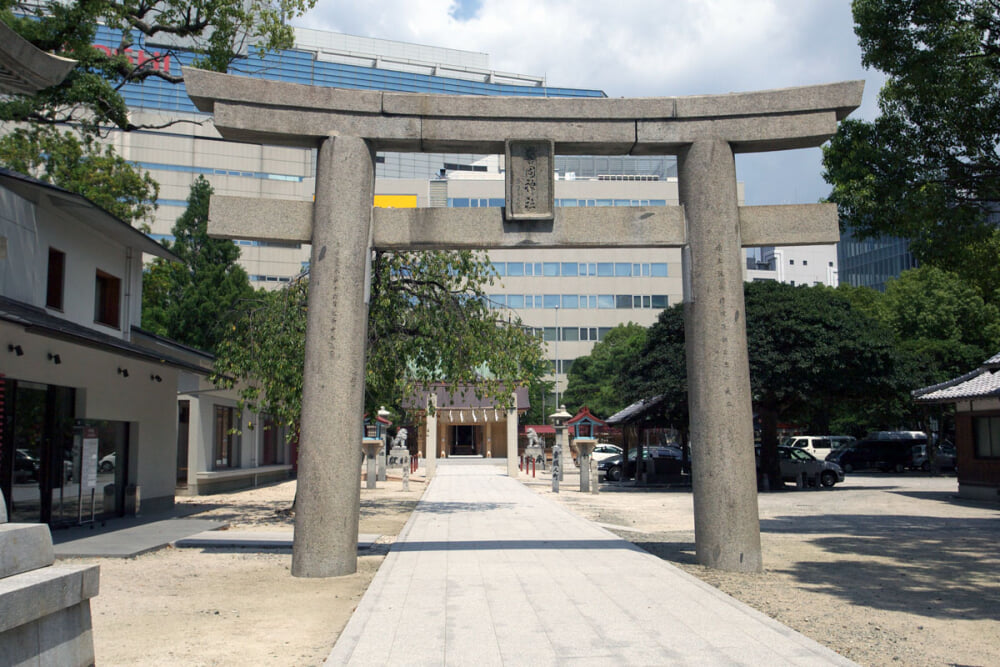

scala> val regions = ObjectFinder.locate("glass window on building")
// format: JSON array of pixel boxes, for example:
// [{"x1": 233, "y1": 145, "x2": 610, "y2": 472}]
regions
[
  {"x1": 589, "y1": 295, "x2": 597, "y2": 308},
  {"x1": 615, "y1": 263, "x2": 632, "y2": 276},
  {"x1": 507, "y1": 262, "x2": 524, "y2": 276},
  {"x1": 642, "y1": 295, "x2": 651, "y2": 308},
  {"x1": 561, "y1": 263, "x2": 578, "y2": 277},
  {"x1": 561, "y1": 327, "x2": 579, "y2": 342},
  {"x1": 489, "y1": 295, "x2": 505, "y2": 307},
  {"x1": 616, "y1": 295, "x2": 632, "y2": 308},
  {"x1": 973, "y1": 416, "x2": 1000, "y2": 458},
  {"x1": 543, "y1": 294, "x2": 560, "y2": 308},
  {"x1": 214, "y1": 406, "x2": 240, "y2": 469},
  {"x1": 543, "y1": 327, "x2": 558, "y2": 342},
  {"x1": 597, "y1": 263, "x2": 613, "y2": 276},
  {"x1": 651, "y1": 295, "x2": 668, "y2": 308},
  {"x1": 588, "y1": 263, "x2": 597, "y2": 276},
  {"x1": 633, "y1": 295, "x2": 642, "y2": 308},
  {"x1": 561, "y1": 295, "x2": 579, "y2": 309},
  {"x1": 507, "y1": 295, "x2": 525, "y2": 308},
  {"x1": 650, "y1": 263, "x2": 668, "y2": 277},
  {"x1": 598, "y1": 295, "x2": 615, "y2": 308},
  {"x1": 598, "y1": 327, "x2": 612, "y2": 340},
  {"x1": 543, "y1": 263, "x2": 559, "y2": 276}
]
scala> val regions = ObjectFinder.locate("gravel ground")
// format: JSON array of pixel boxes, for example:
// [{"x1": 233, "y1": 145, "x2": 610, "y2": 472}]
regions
[
  {"x1": 70, "y1": 469, "x2": 999, "y2": 666},
  {"x1": 524, "y1": 471, "x2": 1000, "y2": 667}
]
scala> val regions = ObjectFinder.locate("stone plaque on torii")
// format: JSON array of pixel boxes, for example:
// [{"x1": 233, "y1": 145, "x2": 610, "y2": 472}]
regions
[{"x1": 183, "y1": 68, "x2": 862, "y2": 578}]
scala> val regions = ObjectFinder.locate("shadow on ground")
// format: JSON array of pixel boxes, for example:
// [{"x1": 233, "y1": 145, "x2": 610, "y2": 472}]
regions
[{"x1": 758, "y1": 514, "x2": 1000, "y2": 621}]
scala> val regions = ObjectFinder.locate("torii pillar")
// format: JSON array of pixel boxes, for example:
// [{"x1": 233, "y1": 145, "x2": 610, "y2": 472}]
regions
[{"x1": 182, "y1": 68, "x2": 863, "y2": 577}]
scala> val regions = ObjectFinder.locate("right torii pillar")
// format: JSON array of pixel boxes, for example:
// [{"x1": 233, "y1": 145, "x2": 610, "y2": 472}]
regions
[{"x1": 680, "y1": 139, "x2": 760, "y2": 571}]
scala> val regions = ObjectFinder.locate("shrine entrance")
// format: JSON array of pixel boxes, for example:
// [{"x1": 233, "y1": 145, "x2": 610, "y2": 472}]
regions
[
  {"x1": 183, "y1": 67, "x2": 863, "y2": 577},
  {"x1": 450, "y1": 426, "x2": 477, "y2": 456}
]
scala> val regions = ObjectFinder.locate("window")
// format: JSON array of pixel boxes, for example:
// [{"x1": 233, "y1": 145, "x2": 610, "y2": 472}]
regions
[
  {"x1": 46, "y1": 248, "x2": 65, "y2": 310},
  {"x1": 650, "y1": 263, "x2": 668, "y2": 277},
  {"x1": 543, "y1": 327, "x2": 558, "y2": 342},
  {"x1": 651, "y1": 295, "x2": 668, "y2": 308},
  {"x1": 543, "y1": 294, "x2": 560, "y2": 308},
  {"x1": 597, "y1": 263, "x2": 614, "y2": 276},
  {"x1": 507, "y1": 262, "x2": 524, "y2": 277},
  {"x1": 561, "y1": 295, "x2": 579, "y2": 309},
  {"x1": 95, "y1": 270, "x2": 121, "y2": 328},
  {"x1": 561, "y1": 327, "x2": 579, "y2": 342},
  {"x1": 616, "y1": 295, "x2": 632, "y2": 309},
  {"x1": 615, "y1": 263, "x2": 632, "y2": 276},
  {"x1": 973, "y1": 416, "x2": 1000, "y2": 458},
  {"x1": 561, "y1": 263, "x2": 578, "y2": 277},
  {"x1": 214, "y1": 405, "x2": 240, "y2": 469},
  {"x1": 543, "y1": 263, "x2": 559, "y2": 277},
  {"x1": 598, "y1": 295, "x2": 615, "y2": 309}
]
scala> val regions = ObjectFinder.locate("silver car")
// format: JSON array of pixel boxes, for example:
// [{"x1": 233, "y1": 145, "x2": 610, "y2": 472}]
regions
[{"x1": 758, "y1": 446, "x2": 845, "y2": 487}]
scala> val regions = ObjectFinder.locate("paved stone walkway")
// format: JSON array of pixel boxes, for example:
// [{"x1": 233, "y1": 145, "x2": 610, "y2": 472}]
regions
[{"x1": 327, "y1": 463, "x2": 856, "y2": 666}]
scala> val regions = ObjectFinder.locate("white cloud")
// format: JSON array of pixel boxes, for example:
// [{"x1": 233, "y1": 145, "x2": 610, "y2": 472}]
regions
[{"x1": 291, "y1": 0, "x2": 885, "y2": 204}]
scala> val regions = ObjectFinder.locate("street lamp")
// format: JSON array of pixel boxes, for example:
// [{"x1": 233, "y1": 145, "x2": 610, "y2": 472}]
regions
[
  {"x1": 550, "y1": 404, "x2": 571, "y2": 491},
  {"x1": 554, "y1": 304, "x2": 560, "y2": 408}
]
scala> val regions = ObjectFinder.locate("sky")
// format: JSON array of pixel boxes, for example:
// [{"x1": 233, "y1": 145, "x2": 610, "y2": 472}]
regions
[{"x1": 290, "y1": 0, "x2": 886, "y2": 206}]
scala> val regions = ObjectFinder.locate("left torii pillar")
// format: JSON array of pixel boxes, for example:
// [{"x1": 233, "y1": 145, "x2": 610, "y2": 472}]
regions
[{"x1": 292, "y1": 135, "x2": 375, "y2": 577}]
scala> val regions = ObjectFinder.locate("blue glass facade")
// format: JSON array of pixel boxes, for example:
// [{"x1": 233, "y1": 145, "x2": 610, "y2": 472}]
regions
[
  {"x1": 837, "y1": 226, "x2": 918, "y2": 292},
  {"x1": 94, "y1": 26, "x2": 605, "y2": 116}
]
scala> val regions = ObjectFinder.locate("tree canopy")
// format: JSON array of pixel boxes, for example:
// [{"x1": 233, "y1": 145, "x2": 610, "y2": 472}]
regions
[
  {"x1": 142, "y1": 176, "x2": 254, "y2": 352},
  {"x1": 823, "y1": 0, "x2": 1000, "y2": 298},
  {"x1": 568, "y1": 282, "x2": 902, "y2": 488},
  {"x1": 212, "y1": 250, "x2": 547, "y2": 430},
  {"x1": 561, "y1": 323, "x2": 647, "y2": 419},
  {"x1": 1, "y1": 0, "x2": 314, "y2": 133}
]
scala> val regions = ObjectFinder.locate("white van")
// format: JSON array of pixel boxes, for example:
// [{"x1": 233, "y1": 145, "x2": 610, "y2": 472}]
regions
[{"x1": 782, "y1": 435, "x2": 836, "y2": 459}]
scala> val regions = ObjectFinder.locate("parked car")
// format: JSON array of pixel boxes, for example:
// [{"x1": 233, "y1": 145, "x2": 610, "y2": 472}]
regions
[
  {"x1": 782, "y1": 436, "x2": 835, "y2": 459},
  {"x1": 99, "y1": 452, "x2": 116, "y2": 472},
  {"x1": 575, "y1": 443, "x2": 622, "y2": 466},
  {"x1": 782, "y1": 435, "x2": 856, "y2": 459},
  {"x1": 765, "y1": 446, "x2": 844, "y2": 487},
  {"x1": 598, "y1": 445, "x2": 688, "y2": 482},
  {"x1": 15, "y1": 448, "x2": 39, "y2": 483},
  {"x1": 590, "y1": 444, "x2": 623, "y2": 463},
  {"x1": 910, "y1": 443, "x2": 956, "y2": 471},
  {"x1": 598, "y1": 454, "x2": 624, "y2": 481},
  {"x1": 825, "y1": 438, "x2": 917, "y2": 473}
]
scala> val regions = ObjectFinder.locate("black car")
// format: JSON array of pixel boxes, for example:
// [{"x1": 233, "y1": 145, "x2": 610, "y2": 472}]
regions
[
  {"x1": 825, "y1": 438, "x2": 917, "y2": 473},
  {"x1": 598, "y1": 446, "x2": 688, "y2": 482}
]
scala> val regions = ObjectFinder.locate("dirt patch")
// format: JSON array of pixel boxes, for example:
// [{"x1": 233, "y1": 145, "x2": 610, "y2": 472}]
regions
[
  {"x1": 72, "y1": 479, "x2": 422, "y2": 666},
  {"x1": 67, "y1": 471, "x2": 999, "y2": 666},
  {"x1": 523, "y1": 472, "x2": 1000, "y2": 667}
]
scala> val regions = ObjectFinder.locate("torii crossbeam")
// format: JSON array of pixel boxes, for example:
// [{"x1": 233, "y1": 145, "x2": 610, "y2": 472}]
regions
[{"x1": 183, "y1": 68, "x2": 863, "y2": 577}]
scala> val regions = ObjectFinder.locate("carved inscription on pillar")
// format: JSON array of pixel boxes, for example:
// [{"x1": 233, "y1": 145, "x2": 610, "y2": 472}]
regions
[{"x1": 505, "y1": 139, "x2": 555, "y2": 221}]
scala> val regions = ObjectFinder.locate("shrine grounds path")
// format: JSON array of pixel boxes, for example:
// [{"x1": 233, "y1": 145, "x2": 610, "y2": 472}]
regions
[{"x1": 327, "y1": 461, "x2": 854, "y2": 665}]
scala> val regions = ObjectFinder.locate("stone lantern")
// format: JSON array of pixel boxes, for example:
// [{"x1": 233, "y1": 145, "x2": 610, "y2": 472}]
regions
[{"x1": 550, "y1": 405, "x2": 571, "y2": 492}]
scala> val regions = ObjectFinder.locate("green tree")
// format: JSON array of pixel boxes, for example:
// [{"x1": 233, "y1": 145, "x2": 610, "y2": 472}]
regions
[
  {"x1": 561, "y1": 323, "x2": 648, "y2": 418},
  {"x1": 142, "y1": 177, "x2": 253, "y2": 352},
  {"x1": 823, "y1": 0, "x2": 1000, "y2": 298},
  {"x1": 1, "y1": 0, "x2": 314, "y2": 134},
  {"x1": 212, "y1": 250, "x2": 547, "y2": 431},
  {"x1": 608, "y1": 283, "x2": 900, "y2": 489},
  {"x1": 0, "y1": 0, "x2": 314, "y2": 227},
  {"x1": 0, "y1": 126, "x2": 158, "y2": 228}
]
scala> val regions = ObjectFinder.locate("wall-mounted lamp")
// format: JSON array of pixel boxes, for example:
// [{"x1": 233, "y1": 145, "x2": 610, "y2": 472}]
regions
[
  {"x1": 48, "y1": 353, "x2": 61, "y2": 365},
  {"x1": 7, "y1": 344, "x2": 23, "y2": 356},
  {"x1": 150, "y1": 374, "x2": 162, "y2": 382},
  {"x1": 117, "y1": 367, "x2": 129, "y2": 378}
]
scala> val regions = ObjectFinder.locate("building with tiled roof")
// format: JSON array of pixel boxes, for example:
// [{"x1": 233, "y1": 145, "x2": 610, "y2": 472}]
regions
[{"x1": 914, "y1": 353, "x2": 1000, "y2": 502}]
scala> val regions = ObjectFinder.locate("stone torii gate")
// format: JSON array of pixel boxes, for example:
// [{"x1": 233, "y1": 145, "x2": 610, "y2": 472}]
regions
[{"x1": 183, "y1": 68, "x2": 862, "y2": 578}]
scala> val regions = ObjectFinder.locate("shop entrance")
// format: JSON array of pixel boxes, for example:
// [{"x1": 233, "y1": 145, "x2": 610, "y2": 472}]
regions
[{"x1": 1, "y1": 380, "x2": 75, "y2": 524}]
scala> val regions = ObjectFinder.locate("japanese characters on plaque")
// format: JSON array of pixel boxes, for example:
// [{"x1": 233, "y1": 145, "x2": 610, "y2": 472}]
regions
[{"x1": 505, "y1": 139, "x2": 555, "y2": 221}]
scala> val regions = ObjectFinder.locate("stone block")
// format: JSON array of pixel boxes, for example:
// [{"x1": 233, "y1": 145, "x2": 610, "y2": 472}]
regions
[
  {"x1": 635, "y1": 112, "x2": 838, "y2": 154},
  {"x1": 419, "y1": 118, "x2": 635, "y2": 155},
  {"x1": 0, "y1": 524, "x2": 54, "y2": 579},
  {"x1": 209, "y1": 195, "x2": 314, "y2": 243},
  {"x1": 0, "y1": 602, "x2": 95, "y2": 667},
  {"x1": 0, "y1": 563, "x2": 100, "y2": 633},
  {"x1": 372, "y1": 206, "x2": 686, "y2": 250},
  {"x1": 739, "y1": 203, "x2": 840, "y2": 247},
  {"x1": 505, "y1": 139, "x2": 555, "y2": 221}
]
